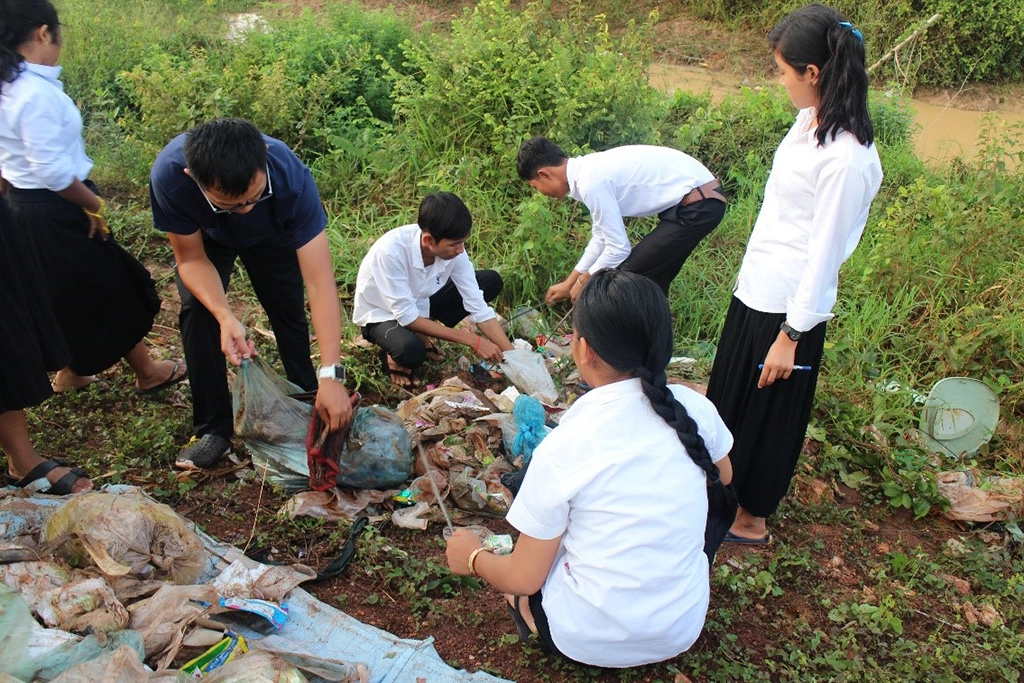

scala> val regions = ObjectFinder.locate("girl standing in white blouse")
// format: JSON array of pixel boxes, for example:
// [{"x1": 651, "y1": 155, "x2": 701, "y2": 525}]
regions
[
  {"x1": 0, "y1": 0, "x2": 184, "y2": 397},
  {"x1": 706, "y1": 3, "x2": 883, "y2": 543},
  {"x1": 446, "y1": 269, "x2": 733, "y2": 667}
]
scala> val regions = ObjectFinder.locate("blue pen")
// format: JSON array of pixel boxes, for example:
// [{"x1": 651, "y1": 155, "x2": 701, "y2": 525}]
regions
[{"x1": 758, "y1": 364, "x2": 813, "y2": 371}]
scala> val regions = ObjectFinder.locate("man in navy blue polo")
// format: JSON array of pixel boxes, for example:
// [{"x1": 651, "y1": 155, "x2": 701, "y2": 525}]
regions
[{"x1": 150, "y1": 118, "x2": 352, "y2": 468}]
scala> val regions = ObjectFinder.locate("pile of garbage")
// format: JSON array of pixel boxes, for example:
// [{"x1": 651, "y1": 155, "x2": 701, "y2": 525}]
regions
[{"x1": 0, "y1": 487, "x2": 512, "y2": 682}]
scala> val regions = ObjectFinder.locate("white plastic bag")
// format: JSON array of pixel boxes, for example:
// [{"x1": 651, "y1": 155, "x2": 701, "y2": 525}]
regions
[{"x1": 498, "y1": 349, "x2": 557, "y2": 403}]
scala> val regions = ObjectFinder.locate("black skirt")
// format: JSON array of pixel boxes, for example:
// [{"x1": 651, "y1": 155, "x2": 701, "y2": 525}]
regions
[
  {"x1": 705, "y1": 296, "x2": 826, "y2": 518},
  {"x1": 7, "y1": 187, "x2": 160, "y2": 377},
  {"x1": 0, "y1": 196, "x2": 70, "y2": 411}
]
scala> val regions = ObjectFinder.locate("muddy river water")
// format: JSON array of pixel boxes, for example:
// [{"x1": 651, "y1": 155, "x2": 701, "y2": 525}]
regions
[{"x1": 649, "y1": 63, "x2": 1024, "y2": 166}]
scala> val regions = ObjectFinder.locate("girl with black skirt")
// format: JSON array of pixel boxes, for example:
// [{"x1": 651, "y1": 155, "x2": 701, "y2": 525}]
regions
[
  {"x1": 0, "y1": 193, "x2": 93, "y2": 493},
  {"x1": 0, "y1": 0, "x2": 185, "y2": 395},
  {"x1": 706, "y1": 4, "x2": 883, "y2": 543}
]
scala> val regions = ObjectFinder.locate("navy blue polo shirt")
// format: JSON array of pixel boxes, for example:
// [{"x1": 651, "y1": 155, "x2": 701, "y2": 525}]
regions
[{"x1": 149, "y1": 134, "x2": 327, "y2": 250}]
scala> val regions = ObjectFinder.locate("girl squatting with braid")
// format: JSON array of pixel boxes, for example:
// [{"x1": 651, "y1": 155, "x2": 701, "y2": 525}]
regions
[
  {"x1": 706, "y1": 4, "x2": 883, "y2": 544},
  {"x1": 446, "y1": 269, "x2": 733, "y2": 667}
]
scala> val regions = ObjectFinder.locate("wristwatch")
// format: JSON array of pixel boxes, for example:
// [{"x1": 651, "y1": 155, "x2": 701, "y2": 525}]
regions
[
  {"x1": 317, "y1": 364, "x2": 347, "y2": 383},
  {"x1": 780, "y1": 321, "x2": 803, "y2": 342}
]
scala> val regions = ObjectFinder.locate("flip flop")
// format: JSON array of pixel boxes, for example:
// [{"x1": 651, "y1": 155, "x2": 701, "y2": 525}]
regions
[
  {"x1": 723, "y1": 530, "x2": 770, "y2": 545},
  {"x1": 379, "y1": 350, "x2": 418, "y2": 388},
  {"x1": 10, "y1": 459, "x2": 92, "y2": 495},
  {"x1": 135, "y1": 359, "x2": 187, "y2": 396},
  {"x1": 505, "y1": 595, "x2": 536, "y2": 641}
]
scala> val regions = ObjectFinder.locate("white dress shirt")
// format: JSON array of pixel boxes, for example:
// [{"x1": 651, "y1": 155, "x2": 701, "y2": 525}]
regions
[
  {"x1": 0, "y1": 62, "x2": 93, "y2": 191},
  {"x1": 352, "y1": 223, "x2": 496, "y2": 327},
  {"x1": 566, "y1": 145, "x2": 715, "y2": 273},
  {"x1": 507, "y1": 379, "x2": 733, "y2": 667},
  {"x1": 734, "y1": 108, "x2": 883, "y2": 332}
]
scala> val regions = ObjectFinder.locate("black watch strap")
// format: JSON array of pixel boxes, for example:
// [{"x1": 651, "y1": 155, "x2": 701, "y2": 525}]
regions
[{"x1": 780, "y1": 321, "x2": 803, "y2": 342}]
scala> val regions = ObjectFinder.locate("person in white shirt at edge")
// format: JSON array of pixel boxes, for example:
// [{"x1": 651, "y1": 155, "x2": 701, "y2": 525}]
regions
[
  {"x1": 515, "y1": 136, "x2": 726, "y2": 303},
  {"x1": 706, "y1": 3, "x2": 883, "y2": 545},
  {"x1": 0, "y1": 0, "x2": 185, "y2": 398},
  {"x1": 446, "y1": 269, "x2": 734, "y2": 668},
  {"x1": 353, "y1": 192, "x2": 514, "y2": 387}
]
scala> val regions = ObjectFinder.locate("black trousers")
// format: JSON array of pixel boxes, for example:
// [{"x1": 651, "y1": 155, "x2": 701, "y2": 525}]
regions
[
  {"x1": 618, "y1": 197, "x2": 726, "y2": 294},
  {"x1": 361, "y1": 270, "x2": 502, "y2": 369},
  {"x1": 176, "y1": 233, "x2": 316, "y2": 440}
]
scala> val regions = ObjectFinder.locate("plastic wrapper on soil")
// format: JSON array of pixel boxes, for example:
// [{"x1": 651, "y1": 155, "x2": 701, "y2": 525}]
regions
[
  {"x1": 43, "y1": 493, "x2": 207, "y2": 585},
  {"x1": 936, "y1": 470, "x2": 1024, "y2": 522}
]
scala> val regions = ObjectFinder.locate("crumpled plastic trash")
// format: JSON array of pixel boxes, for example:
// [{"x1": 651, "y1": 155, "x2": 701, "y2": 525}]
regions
[
  {"x1": 280, "y1": 489, "x2": 389, "y2": 523},
  {"x1": 43, "y1": 492, "x2": 207, "y2": 585},
  {"x1": 499, "y1": 348, "x2": 558, "y2": 404},
  {"x1": 128, "y1": 583, "x2": 219, "y2": 665},
  {"x1": 936, "y1": 470, "x2": 1024, "y2": 522},
  {"x1": 202, "y1": 649, "x2": 308, "y2": 683},
  {"x1": 0, "y1": 584, "x2": 37, "y2": 680},
  {"x1": 41, "y1": 632, "x2": 155, "y2": 682},
  {"x1": 449, "y1": 463, "x2": 514, "y2": 518},
  {"x1": 212, "y1": 559, "x2": 315, "y2": 603},
  {"x1": 235, "y1": 358, "x2": 414, "y2": 490}
]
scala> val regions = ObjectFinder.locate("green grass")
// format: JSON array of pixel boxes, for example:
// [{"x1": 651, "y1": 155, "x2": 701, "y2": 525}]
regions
[{"x1": 8, "y1": 1, "x2": 1024, "y2": 681}]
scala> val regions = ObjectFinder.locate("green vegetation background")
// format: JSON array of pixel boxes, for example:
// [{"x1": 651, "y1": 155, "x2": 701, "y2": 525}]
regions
[{"x1": 40, "y1": 0, "x2": 1024, "y2": 678}]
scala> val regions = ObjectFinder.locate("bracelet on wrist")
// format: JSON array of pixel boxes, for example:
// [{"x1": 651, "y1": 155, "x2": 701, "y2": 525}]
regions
[
  {"x1": 467, "y1": 547, "x2": 488, "y2": 577},
  {"x1": 83, "y1": 196, "x2": 106, "y2": 219},
  {"x1": 473, "y1": 336, "x2": 482, "y2": 355}
]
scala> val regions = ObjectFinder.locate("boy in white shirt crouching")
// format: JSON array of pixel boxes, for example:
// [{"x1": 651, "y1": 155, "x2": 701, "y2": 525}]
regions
[{"x1": 353, "y1": 192, "x2": 513, "y2": 386}]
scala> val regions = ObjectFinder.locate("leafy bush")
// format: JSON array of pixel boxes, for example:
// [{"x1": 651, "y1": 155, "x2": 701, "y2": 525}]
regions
[
  {"x1": 117, "y1": 6, "x2": 413, "y2": 159},
  {"x1": 386, "y1": 0, "x2": 665, "y2": 194}
]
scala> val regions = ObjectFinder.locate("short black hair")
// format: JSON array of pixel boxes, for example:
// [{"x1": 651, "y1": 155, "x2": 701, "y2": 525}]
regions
[
  {"x1": 183, "y1": 118, "x2": 268, "y2": 196},
  {"x1": 418, "y1": 192, "x2": 472, "y2": 242},
  {"x1": 516, "y1": 136, "x2": 568, "y2": 181}
]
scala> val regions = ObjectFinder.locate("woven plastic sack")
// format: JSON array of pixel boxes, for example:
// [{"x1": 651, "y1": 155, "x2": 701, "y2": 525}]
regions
[{"x1": 43, "y1": 493, "x2": 206, "y2": 585}]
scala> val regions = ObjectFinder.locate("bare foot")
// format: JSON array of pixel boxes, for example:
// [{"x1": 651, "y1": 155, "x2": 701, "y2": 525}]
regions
[
  {"x1": 51, "y1": 368, "x2": 98, "y2": 393},
  {"x1": 135, "y1": 358, "x2": 188, "y2": 393}
]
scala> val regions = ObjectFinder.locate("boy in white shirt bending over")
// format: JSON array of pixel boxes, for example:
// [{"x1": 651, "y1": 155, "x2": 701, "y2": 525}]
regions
[
  {"x1": 516, "y1": 136, "x2": 726, "y2": 303},
  {"x1": 353, "y1": 192, "x2": 513, "y2": 386}
]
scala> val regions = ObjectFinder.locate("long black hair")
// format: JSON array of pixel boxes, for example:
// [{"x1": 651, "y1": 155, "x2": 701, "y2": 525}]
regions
[
  {"x1": 573, "y1": 269, "x2": 720, "y2": 483},
  {"x1": 769, "y1": 3, "x2": 873, "y2": 148},
  {"x1": 0, "y1": 0, "x2": 60, "y2": 96}
]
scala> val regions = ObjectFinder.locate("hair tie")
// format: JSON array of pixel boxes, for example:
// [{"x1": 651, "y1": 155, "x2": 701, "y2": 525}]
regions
[{"x1": 838, "y1": 21, "x2": 864, "y2": 42}]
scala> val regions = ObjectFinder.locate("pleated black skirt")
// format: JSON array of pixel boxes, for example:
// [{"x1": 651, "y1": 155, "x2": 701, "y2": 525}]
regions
[
  {"x1": 705, "y1": 296, "x2": 826, "y2": 518},
  {"x1": 7, "y1": 187, "x2": 160, "y2": 377},
  {"x1": 0, "y1": 196, "x2": 70, "y2": 411}
]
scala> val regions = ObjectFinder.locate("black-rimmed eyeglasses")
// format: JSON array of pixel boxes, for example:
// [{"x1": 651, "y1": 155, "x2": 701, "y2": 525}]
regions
[{"x1": 195, "y1": 165, "x2": 273, "y2": 214}]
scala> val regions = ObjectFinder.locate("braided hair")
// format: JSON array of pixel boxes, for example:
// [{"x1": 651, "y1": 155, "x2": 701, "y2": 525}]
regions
[
  {"x1": 573, "y1": 269, "x2": 721, "y2": 483},
  {"x1": 0, "y1": 0, "x2": 60, "y2": 96},
  {"x1": 769, "y1": 3, "x2": 873, "y2": 148}
]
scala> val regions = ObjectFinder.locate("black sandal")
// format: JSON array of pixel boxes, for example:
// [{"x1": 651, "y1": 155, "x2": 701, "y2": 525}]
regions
[
  {"x1": 378, "y1": 350, "x2": 417, "y2": 388},
  {"x1": 505, "y1": 595, "x2": 536, "y2": 641},
  {"x1": 11, "y1": 459, "x2": 91, "y2": 495}
]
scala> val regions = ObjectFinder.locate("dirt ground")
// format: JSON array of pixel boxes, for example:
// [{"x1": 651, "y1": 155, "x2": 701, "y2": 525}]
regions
[{"x1": 17, "y1": 3, "x2": 1018, "y2": 681}]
